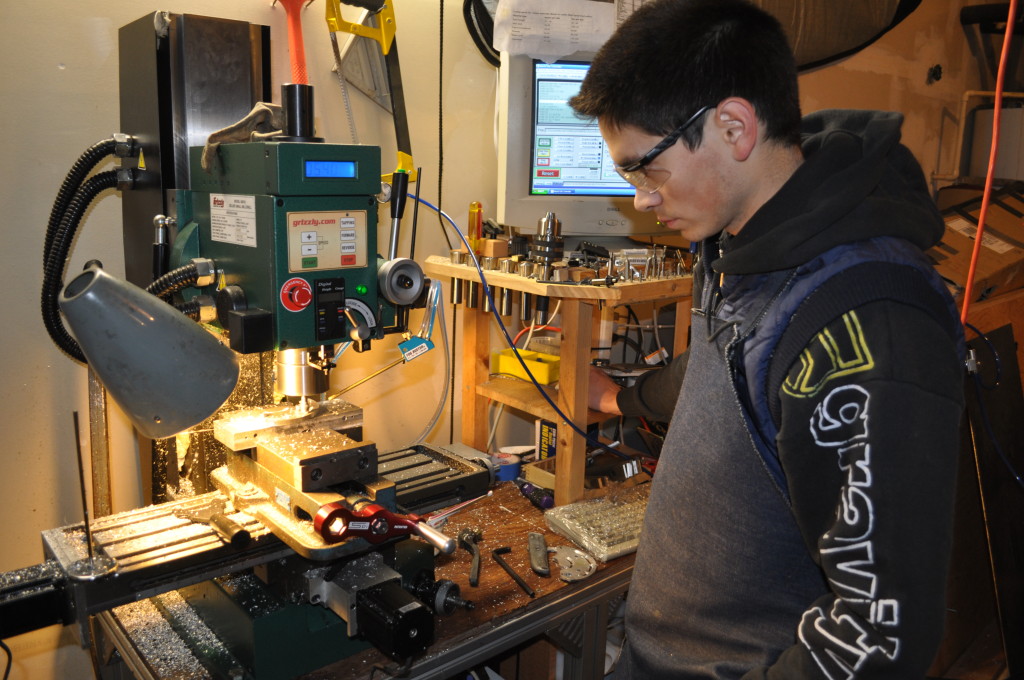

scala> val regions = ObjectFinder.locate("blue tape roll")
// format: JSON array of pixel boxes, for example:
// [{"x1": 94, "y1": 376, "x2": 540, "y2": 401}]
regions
[{"x1": 491, "y1": 453, "x2": 521, "y2": 482}]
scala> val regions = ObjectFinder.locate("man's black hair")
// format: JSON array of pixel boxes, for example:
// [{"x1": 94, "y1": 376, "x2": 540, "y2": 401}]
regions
[{"x1": 570, "y1": 0, "x2": 802, "y2": 149}]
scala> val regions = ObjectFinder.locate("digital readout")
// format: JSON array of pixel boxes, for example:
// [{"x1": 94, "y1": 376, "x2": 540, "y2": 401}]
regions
[
  {"x1": 318, "y1": 291, "x2": 343, "y2": 303},
  {"x1": 304, "y1": 160, "x2": 357, "y2": 178}
]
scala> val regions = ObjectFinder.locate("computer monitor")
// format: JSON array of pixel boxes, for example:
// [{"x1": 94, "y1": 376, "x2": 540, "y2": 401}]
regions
[{"x1": 497, "y1": 53, "x2": 670, "y2": 239}]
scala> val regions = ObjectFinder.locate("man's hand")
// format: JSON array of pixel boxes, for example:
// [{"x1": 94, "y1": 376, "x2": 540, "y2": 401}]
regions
[{"x1": 589, "y1": 365, "x2": 623, "y2": 414}]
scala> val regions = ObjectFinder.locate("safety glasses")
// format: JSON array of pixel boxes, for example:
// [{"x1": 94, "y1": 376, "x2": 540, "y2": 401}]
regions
[{"x1": 614, "y1": 105, "x2": 712, "y2": 193}]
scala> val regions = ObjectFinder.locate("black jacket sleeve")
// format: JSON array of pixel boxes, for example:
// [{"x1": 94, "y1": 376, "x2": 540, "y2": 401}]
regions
[
  {"x1": 615, "y1": 350, "x2": 689, "y2": 421},
  {"x1": 742, "y1": 300, "x2": 964, "y2": 679}
]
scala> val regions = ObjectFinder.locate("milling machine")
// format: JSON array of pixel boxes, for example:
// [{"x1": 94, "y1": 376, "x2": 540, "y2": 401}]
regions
[{"x1": 3, "y1": 10, "x2": 492, "y2": 677}]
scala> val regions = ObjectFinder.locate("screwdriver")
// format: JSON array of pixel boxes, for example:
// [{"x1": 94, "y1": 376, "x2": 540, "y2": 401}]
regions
[{"x1": 515, "y1": 477, "x2": 554, "y2": 509}]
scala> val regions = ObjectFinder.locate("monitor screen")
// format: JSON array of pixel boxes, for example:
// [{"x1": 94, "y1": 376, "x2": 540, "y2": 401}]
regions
[
  {"x1": 528, "y1": 62, "x2": 635, "y2": 199},
  {"x1": 497, "y1": 53, "x2": 670, "y2": 238}
]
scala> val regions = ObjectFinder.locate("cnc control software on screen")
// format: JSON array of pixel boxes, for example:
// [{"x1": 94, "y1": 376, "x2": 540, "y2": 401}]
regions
[{"x1": 530, "y1": 62, "x2": 635, "y2": 199}]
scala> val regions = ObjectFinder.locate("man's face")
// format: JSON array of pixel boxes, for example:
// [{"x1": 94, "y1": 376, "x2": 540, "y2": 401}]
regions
[{"x1": 600, "y1": 117, "x2": 746, "y2": 242}]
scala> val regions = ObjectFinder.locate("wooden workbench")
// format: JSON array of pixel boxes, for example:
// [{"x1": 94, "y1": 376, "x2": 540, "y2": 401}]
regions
[{"x1": 93, "y1": 483, "x2": 635, "y2": 680}]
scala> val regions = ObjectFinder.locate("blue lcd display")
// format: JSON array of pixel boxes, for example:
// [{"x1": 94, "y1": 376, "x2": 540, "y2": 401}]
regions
[{"x1": 304, "y1": 160, "x2": 357, "y2": 179}]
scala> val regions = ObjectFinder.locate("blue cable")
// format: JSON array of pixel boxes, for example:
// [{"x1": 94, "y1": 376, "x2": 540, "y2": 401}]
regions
[{"x1": 410, "y1": 193, "x2": 628, "y2": 460}]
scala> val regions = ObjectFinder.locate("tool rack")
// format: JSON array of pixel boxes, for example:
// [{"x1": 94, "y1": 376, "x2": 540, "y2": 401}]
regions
[{"x1": 422, "y1": 254, "x2": 693, "y2": 506}]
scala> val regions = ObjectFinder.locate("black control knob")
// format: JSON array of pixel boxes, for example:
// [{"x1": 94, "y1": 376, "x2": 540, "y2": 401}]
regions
[{"x1": 215, "y1": 286, "x2": 247, "y2": 328}]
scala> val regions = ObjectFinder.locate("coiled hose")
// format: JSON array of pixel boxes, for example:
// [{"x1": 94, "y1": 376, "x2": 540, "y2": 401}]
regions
[
  {"x1": 146, "y1": 262, "x2": 202, "y2": 301},
  {"x1": 41, "y1": 170, "x2": 119, "y2": 363},
  {"x1": 174, "y1": 298, "x2": 202, "y2": 321},
  {"x1": 148, "y1": 263, "x2": 206, "y2": 322},
  {"x1": 43, "y1": 139, "x2": 117, "y2": 268}
]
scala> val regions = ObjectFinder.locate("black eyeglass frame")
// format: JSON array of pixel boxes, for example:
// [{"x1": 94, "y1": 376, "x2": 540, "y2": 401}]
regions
[{"x1": 616, "y1": 105, "x2": 713, "y2": 174}]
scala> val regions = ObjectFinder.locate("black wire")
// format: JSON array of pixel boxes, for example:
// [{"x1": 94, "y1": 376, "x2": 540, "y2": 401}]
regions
[
  {"x1": 146, "y1": 261, "x2": 200, "y2": 300},
  {"x1": 463, "y1": 0, "x2": 500, "y2": 67},
  {"x1": 1, "y1": 638, "x2": 11, "y2": 680},
  {"x1": 965, "y1": 322, "x2": 1003, "y2": 389},
  {"x1": 611, "y1": 333, "x2": 645, "y2": 363},
  {"x1": 175, "y1": 299, "x2": 202, "y2": 321},
  {"x1": 626, "y1": 305, "x2": 644, "y2": 363},
  {"x1": 963, "y1": 323, "x2": 1024, "y2": 491},
  {"x1": 408, "y1": 166, "x2": 423, "y2": 260},
  {"x1": 970, "y1": 370, "x2": 1024, "y2": 491},
  {"x1": 44, "y1": 138, "x2": 117, "y2": 265},
  {"x1": 439, "y1": 0, "x2": 458, "y2": 446}
]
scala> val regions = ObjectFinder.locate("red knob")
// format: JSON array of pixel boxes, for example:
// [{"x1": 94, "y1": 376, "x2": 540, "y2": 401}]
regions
[{"x1": 288, "y1": 283, "x2": 312, "y2": 307}]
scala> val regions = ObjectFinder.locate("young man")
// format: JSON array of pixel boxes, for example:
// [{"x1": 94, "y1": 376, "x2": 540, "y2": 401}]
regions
[{"x1": 571, "y1": 1, "x2": 965, "y2": 678}]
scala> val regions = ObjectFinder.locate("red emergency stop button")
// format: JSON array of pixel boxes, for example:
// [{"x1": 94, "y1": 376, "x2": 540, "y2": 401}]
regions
[{"x1": 280, "y1": 277, "x2": 313, "y2": 312}]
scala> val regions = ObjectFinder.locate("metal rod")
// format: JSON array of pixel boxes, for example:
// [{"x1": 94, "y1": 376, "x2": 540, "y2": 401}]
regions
[
  {"x1": 492, "y1": 546, "x2": 535, "y2": 598},
  {"x1": 333, "y1": 355, "x2": 404, "y2": 397},
  {"x1": 87, "y1": 368, "x2": 112, "y2": 517},
  {"x1": 73, "y1": 411, "x2": 95, "y2": 565},
  {"x1": 426, "y1": 490, "x2": 493, "y2": 527}
]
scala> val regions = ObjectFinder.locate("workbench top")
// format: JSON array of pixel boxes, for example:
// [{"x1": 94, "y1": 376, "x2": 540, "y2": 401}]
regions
[
  {"x1": 96, "y1": 483, "x2": 634, "y2": 680},
  {"x1": 301, "y1": 482, "x2": 635, "y2": 679}
]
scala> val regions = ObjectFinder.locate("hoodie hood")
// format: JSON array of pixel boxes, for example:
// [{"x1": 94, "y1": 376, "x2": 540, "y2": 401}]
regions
[{"x1": 714, "y1": 109, "x2": 944, "y2": 276}]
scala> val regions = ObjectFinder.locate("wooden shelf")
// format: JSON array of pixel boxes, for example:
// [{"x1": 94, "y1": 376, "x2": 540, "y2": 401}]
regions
[
  {"x1": 477, "y1": 377, "x2": 607, "y2": 425},
  {"x1": 423, "y1": 255, "x2": 693, "y2": 303},
  {"x1": 477, "y1": 378, "x2": 557, "y2": 420},
  {"x1": 427, "y1": 253, "x2": 691, "y2": 505}
]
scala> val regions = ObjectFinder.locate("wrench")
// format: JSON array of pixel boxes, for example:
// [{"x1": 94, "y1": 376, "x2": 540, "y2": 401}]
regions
[{"x1": 458, "y1": 527, "x2": 483, "y2": 587}]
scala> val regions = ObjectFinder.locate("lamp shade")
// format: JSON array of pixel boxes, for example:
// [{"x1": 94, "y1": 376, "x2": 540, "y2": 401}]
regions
[{"x1": 59, "y1": 266, "x2": 239, "y2": 439}]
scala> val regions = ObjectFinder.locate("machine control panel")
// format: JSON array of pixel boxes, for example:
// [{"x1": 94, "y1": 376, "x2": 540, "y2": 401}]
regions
[
  {"x1": 181, "y1": 141, "x2": 386, "y2": 351},
  {"x1": 287, "y1": 210, "x2": 368, "y2": 271}
]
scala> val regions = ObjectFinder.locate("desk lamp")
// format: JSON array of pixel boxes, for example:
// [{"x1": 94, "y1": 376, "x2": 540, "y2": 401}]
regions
[{"x1": 59, "y1": 265, "x2": 239, "y2": 439}]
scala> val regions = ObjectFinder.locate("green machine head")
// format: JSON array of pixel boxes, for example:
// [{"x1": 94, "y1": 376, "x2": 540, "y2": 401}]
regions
[{"x1": 174, "y1": 140, "x2": 423, "y2": 398}]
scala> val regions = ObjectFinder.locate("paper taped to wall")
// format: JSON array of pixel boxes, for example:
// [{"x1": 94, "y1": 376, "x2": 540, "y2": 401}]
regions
[{"x1": 493, "y1": 0, "x2": 615, "y2": 61}]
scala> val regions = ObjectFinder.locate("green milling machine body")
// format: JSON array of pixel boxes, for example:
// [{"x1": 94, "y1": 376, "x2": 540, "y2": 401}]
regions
[{"x1": 175, "y1": 141, "x2": 391, "y2": 353}]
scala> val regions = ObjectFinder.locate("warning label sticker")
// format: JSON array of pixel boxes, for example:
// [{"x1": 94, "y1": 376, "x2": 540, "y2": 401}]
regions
[{"x1": 210, "y1": 194, "x2": 257, "y2": 247}]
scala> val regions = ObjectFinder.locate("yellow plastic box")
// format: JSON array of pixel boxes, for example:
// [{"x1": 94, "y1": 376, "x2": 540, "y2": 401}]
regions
[{"x1": 490, "y1": 348, "x2": 560, "y2": 384}]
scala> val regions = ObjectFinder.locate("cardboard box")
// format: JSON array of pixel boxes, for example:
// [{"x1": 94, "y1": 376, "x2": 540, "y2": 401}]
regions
[
  {"x1": 520, "y1": 458, "x2": 607, "y2": 500},
  {"x1": 535, "y1": 418, "x2": 557, "y2": 460},
  {"x1": 930, "y1": 185, "x2": 1024, "y2": 302}
]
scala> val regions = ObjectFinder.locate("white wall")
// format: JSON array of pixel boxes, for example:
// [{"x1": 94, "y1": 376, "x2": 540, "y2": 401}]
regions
[
  {"x1": 0, "y1": 2, "x2": 496, "y2": 678},
  {"x1": 0, "y1": 0, "x2": 989, "y2": 677}
]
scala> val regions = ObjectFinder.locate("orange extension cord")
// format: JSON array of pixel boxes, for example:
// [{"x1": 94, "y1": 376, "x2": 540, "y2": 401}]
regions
[{"x1": 960, "y1": 0, "x2": 1019, "y2": 324}]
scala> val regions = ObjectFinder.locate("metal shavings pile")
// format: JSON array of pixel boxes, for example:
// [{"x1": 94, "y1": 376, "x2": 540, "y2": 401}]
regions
[
  {"x1": 154, "y1": 590, "x2": 234, "y2": 663},
  {"x1": 60, "y1": 527, "x2": 89, "y2": 561},
  {"x1": 216, "y1": 573, "x2": 282, "y2": 617},
  {"x1": 0, "y1": 561, "x2": 61, "y2": 588},
  {"x1": 112, "y1": 597, "x2": 212, "y2": 679}
]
